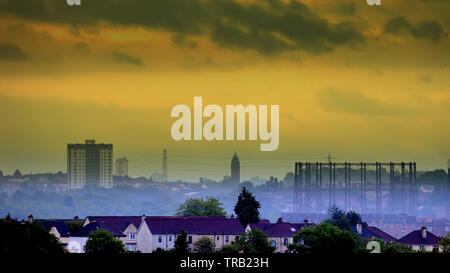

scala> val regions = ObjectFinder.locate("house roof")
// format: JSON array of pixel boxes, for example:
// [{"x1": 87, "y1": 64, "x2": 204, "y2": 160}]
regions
[
  {"x1": 37, "y1": 219, "x2": 70, "y2": 237},
  {"x1": 367, "y1": 226, "x2": 397, "y2": 241},
  {"x1": 85, "y1": 216, "x2": 141, "y2": 231},
  {"x1": 263, "y1": 222, "x2": 308, "y2": 237},
  {"x1": 397, "y1": 228, "x2": 441, "y2": 245},
  {"x1": 69, "y1": 216, "x2": 142, "y2": 237},
  {"x1": 249, "y1": 220, "x2": 314, "y2": 237},
  {"x1": 248, "y1": 220, "x2": 272, "y2": 231},
  {"x1": 144, "y1": 216, "x2": 244, "y2": 235},
  {"x1": 291, "y1": 222, "x2": 314, "y2": 231},
  {"x1": 71, "y1": 221, "x2": 126, "y2": 237},
  {"x1": 71, "y1": 222, "x2": 101, "y2": 237},
  {"x1": 352, "y1": 224, "x2": 396, "y2": 241}
]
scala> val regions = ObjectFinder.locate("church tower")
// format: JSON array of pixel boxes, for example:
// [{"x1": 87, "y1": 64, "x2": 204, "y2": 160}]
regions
[{"x1": 231, "y1": 152, "x2": 240, "y2": 184}]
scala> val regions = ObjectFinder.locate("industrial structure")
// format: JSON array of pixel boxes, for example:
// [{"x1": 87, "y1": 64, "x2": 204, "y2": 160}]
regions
[{"x1": 293, "y1": 161, "x2": 417, "y2": 216}]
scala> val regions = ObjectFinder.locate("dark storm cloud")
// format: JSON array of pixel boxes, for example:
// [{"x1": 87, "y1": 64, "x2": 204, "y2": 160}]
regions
[
  {"x1": 384, "y1": 17, "x2": 412, "y2": 34},
  {"x1": 0, "y1": 0, "x2": 364, "y2": 55},
  {"x1": 384, "y1": 16, "x2": 446, "y2": 42},
  {"x1": 319, "y1": 89, "x2": 414, "y2": 116},
  {"x1": 112, "y1": 51, "x2": 143, "y2": 66},
  {"x1": 335, "y1": 1, "x2": 357, "y2": 15},
  {"x1": 411, "y1": 21, "x2": 446, "y2": 42},
  {"x1": 0, "y1": 42, "x2": 27, "y2": 61},
  {"x1": 171, "y1": 34, "x2": 198, "y2": 49}
]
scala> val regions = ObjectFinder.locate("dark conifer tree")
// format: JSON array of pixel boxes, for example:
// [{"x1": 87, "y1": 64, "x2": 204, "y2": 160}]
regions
[{"x1": 234, "y1": 187, "x2": 261, "y2": 228}]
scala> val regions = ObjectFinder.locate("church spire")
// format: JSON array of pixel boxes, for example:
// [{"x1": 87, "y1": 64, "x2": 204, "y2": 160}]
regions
[{"x1": 231, "y1": 152, "x2": 240, "y2": 184}]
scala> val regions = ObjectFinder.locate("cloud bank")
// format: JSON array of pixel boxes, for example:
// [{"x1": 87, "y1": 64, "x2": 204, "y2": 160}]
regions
[{"x1": 0, "y1": 0, "x2": 365, "y2": 55}]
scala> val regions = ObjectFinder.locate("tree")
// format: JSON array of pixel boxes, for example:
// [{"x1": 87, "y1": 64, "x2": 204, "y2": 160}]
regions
[
  {"x1": 199, "y1": 177, "x2": 218, "y2": 184},
  {"x1": 175, "y1": 196, "x2": 226, "y2": 216},
  {"x1": 328, "y1": 205, "x2": 346, "y2": 221},
  {"x1": 234, "y1": 187, "x2": 261, "y2": 228},
  {"x1": 288, "y1": 223, "x2": 359, "y2": 254},
  {"x1": 326, "y1": 205, "x2": 361, "y2": 231},
  {"x1": 84, "y1": 230, "x2": 126, "y2": 254},
  {"x1": 282, "y1": 172, "x2": 295, "y2": 187},
  {"x1": 249, "y1": 176, "x2": 265, "y2": 185},
  {"x1": 154, "y1": 247, "x2": 169, "y2": 253},
  {"x1": 218, "y1": 244, "x2": 240, "y2": 253},
  {"x1": 233, "y1": 229, "x2": 275, "y2": 253},
  {"x1": 239, "y1": 181, "x2": 254, "y2": 191},
  {"x1": 222, "y1": 175, "x2": 231, "y2": 184},
  {"x1": 346, "y1": 211, "x2": 362, "y2": 227},
  {"x1": 326, "y1": 205, "x2": 350, "y2": 230},
  {"x1": 265, "y1": 176, "x2": 280, "y2": 190},
  {"x1": 174, "y1": 228, "x2": 189, "y2": 254},
  {"x1": 149, "y1": 172, "x2": 162, "y2": 181},
  {"x1": 246, "y1": 228, "x2": 275, "y2": 253},
  {"x1": 418, "y1": 169, "x2": 447, "y2": 184},
  {"x1": 383, "y1": 243, "x2": 414, "y2": 253},
  {"x1": 13, "y1": 169, "x2": 22, "y2": 177},
  {"x1": 194, "y1": 236, "x2": 214, "y2": 253},
  {"x1": 439, "y1": 234, "x2": 450, "y2": 253},
  {"x1": 66, "y1": 220, "x2": 84, "y2": 234},
  {"x1": 0, "y1": 218, "x2": 64, "y2": 254}
]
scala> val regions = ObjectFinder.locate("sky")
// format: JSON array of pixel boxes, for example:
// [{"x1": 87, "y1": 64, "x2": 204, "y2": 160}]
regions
[{"x1": 0, "y1": 0, "x2": 449, "y2": 181}]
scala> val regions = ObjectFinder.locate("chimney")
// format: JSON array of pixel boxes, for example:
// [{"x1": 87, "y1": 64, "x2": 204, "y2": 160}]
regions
[
  {"x1": 421, "y1": 227, "x2": 427, "y2": 239},
  {"x1": 27, "y1": 214, "x2": 34, "y2": 223},
  {"x1": 277, "y1": 217, "x2": 283, "y2": 223},
  {"x1": 73, "y1": 216, "x2": 79, "y2": 220},
  {"x1": 356, "y1": 222, "x2": 363, "y2": 235}
]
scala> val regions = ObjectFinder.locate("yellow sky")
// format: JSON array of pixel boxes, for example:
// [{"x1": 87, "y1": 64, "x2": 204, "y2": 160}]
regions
[{"x1": 0, "y1": 0, "x2": 448, "y2": 180}]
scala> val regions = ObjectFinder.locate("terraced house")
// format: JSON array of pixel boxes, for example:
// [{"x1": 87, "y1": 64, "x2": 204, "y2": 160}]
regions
[
  {"x1": 397, "y1": 227, "x2": 442, "y2": 252},
  {"x1": 136, "y1": 216, "x2": 244, "y2": 253},
  {"x1": 246, "y1": 218, "x2": 314, "y2": 253},
  {"x1": 41, "y1": 215, "x2": 245, "y2": 253}
]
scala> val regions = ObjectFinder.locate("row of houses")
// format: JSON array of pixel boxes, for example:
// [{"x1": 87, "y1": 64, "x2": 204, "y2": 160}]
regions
[
  {"x1": 283, "y1": 212, "x2": 450, "y2": 238},
  {"x1": 31, "y1": 215, "x2": 245, "y2": 253},
  {"x1": 28, "y1": 214, "x2": 444, "y2": 253},
  {"x1": 351, "y1": 222, "x2": 442, "y2": 252}
]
